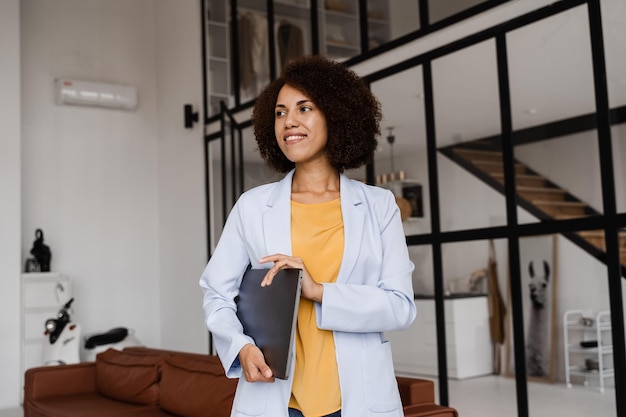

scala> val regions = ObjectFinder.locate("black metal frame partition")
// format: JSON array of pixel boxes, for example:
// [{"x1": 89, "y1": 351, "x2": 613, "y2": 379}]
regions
[
  {"x1": 362, "y1": 1, "x2": 624, "y2": 416},
  {"x1": 201, "y1": 0, "x2": 626, "y2": 416}
]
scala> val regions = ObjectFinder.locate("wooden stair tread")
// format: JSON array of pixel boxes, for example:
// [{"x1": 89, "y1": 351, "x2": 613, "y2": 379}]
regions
[
  {"x1": 453, "y1": 148, "x2": 502, "y2": 157},
  {"x1": 532, "y1": 200, "x2": 587, "y2": 207},
  {"x1": 517, "y1": 186, "x2": 567, "y2": 194},
  {"x1": 554, "y1": 214, "x2": 589, "y2": 219},
  {"x1": 491, "y1": 173, "x2": 546, "y2": 180}
]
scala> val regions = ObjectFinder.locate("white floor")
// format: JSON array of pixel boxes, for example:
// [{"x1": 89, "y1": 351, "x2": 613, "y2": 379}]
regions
[
  {"x1": 441, "y1": 375, "x2": 617, "y2": 417},
  {"x1": 0, "y1": 376, "x2": 617, "y2": 417},
  {"x1": 0, "y1": 407, "x2": 20, "y2": 417}
]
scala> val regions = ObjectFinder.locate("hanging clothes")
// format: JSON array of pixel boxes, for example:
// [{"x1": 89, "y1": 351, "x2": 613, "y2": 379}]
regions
[
  {"x1": 487, "y1": 239, "x2": 507, "y2": 374},
  {"x1": 238, "y1": 12, "x2": 268, "y2": 96},
  {"x1": 238, "y1": 12, "x2": 255, "y2": 91},
  {"x1": 277, "y1": 20, "x2": 304, "y2": 70}
]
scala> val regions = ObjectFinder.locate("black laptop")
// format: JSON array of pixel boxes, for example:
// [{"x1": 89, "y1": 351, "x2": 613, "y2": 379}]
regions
[{"x1": 235, "y1": 268, "x2": 302, "y2": 380}]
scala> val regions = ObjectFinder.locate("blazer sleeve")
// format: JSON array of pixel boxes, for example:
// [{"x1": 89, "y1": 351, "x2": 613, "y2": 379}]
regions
[
  {"x1": 316, "y1": 189, "x2": 416, "y2": 333},
  {"x1": 199, "y1": 196, "x2": 254, "y2": 378}
]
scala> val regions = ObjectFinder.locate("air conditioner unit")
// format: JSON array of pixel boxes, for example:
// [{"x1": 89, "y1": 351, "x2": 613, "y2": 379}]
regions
[{"x1": 55, "y1": 78, "x2": 138, "y2": 111}]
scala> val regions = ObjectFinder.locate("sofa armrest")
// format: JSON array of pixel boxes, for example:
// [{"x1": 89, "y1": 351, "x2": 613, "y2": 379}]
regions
[
  {"x1": 24, "y1": 363, "x2": 98, "y2": 401},
  {"x1": 396, "y1": 376, "x2": 435, "y2": 406}
]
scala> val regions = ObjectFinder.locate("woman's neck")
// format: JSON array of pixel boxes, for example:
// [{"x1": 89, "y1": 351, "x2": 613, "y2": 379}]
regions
[{"x1": 291, "y1": 165, "x2": 340, "y2": 204}]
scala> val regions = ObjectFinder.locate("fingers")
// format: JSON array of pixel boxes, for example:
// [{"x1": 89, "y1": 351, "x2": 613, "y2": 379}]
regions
[
  {"x1": 239, "y1": 344, "x2": 275, "y2": 383},
  {"x1": 257, "y1": 254, "x2": 322, "y2": 302},
  {"x1": 258, "y1": 254, "x2": 303, "y2": 287}
]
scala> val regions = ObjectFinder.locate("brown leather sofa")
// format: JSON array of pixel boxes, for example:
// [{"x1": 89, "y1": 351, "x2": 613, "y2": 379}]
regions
[{"x1": 24, "y1": 346, "x2": 458, "y2": 417}]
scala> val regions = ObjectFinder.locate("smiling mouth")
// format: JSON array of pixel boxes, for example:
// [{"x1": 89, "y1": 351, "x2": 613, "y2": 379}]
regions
[{"x1": 284, "y1": 134, "x2": 306, "y2": 142}]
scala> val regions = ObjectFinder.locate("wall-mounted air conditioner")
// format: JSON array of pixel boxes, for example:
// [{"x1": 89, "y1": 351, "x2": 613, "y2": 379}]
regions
[{"x1": 55, "y1": 78, "x2": 138, "y2": 111}]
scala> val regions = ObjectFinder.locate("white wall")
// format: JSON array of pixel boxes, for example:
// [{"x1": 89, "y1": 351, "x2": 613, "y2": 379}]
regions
[
  {"x1": 21, "y1": 0, "x2": 162, "y2": 347},
  {"x1": 0, "y1": 0, "x2": 207, "y2": 407},
  {"x1": 0, "y1": 0, "x2": 22, "y2": 408},
  {"x1": 154, "y1": 0, "x2": 208, "y2": 353}
]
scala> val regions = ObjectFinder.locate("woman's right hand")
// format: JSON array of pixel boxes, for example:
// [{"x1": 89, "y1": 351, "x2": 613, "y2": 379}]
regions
[{"x1": 238, "y1": 343, "x2": 275, "y2": 383}]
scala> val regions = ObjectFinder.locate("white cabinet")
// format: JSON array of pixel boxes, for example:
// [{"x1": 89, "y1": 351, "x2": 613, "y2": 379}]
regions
[
  {"x1": 385, "y1": 296, "x2": 493, "y2": 379},
  {"x1": 21, "y1": 273, "x2": 72, "y2": 383},
  {"x1": 563, "y1": 310, "x2": 613, "y2": 392}
]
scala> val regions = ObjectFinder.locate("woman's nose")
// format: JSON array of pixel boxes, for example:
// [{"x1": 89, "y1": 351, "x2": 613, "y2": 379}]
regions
[{"x1": 284, "y1": 115, "x2": 298, "y2": 128}]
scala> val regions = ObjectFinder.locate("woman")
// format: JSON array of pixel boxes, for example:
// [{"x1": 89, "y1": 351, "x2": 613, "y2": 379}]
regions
[{"x1": 200, "y1": 55, "x2": 416, "y2": 417}]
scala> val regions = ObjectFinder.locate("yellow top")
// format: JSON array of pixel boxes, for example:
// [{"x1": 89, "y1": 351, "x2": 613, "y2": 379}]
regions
[{"x1": 288, "y1": 198, "x2": 343, "y2": 417}]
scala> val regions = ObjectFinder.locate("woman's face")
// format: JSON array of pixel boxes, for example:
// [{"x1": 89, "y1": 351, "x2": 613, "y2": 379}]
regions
[{"x1": 274, "y1": 84, "x2": 328, "y2": 167}]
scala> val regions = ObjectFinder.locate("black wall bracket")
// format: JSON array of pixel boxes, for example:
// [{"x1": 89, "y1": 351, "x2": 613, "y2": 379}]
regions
[{"x1": 184, "y1": 104, "x2": 199, "y2": 129}]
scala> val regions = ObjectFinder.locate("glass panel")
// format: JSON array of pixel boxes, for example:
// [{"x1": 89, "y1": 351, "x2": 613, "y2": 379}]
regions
[
  {"x1": 510, "y1": 235, "x2": 616, "y2": 413},
  {"x1": 322, "y1": 0, "x2": 360, "y2": 60},
  {"x1": 384, "y1": 244, "x2": 434, "y2": 375},
  {"x1": 370, "y1": 65, "x2": 430, "y2": 235},
  {"x1": 370, "y1": 0, "x2": 419, "y2": 49},
  {"x1": 236, "y1": 1, "x2": 267, "y2": 103},
  {"x1": 428, "y1": 0, "x2": 487, "y2": 24},
  {"x1": 207, "y1": 137, "x2": 224, "y2": 255},
  {"x1": 602, "y1": 0, "x2": 626, "y2": 215},
  {"x1": 507, "y1": 5, "x2": 602, "y2": 223},
  {"x1": 206, "y1": 0, "x2": 233, "y2": 116},
  {"x1": 241, "y1": 125, "x2": 282, "y2": 192},
  {"x1": 601, "y1": 0, "x2": 626, "y2": 110},
  {"x1": 432, "y1": 39, "x2": 505, "y2": 232},
  {"x1": 274, "y1": 0, "x2": 312, "y2": 73},
  {"x1": 441, "y1": 239, "x2": 514, "y2": 413}
]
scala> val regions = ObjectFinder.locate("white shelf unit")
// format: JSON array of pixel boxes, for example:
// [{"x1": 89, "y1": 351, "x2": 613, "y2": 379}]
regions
[
  {"x1": 563, "y1": 309, "x2": 614, "y2": 392},
  {"x1": 21, "y1": 272, "x2": 72, "y2": 399}
]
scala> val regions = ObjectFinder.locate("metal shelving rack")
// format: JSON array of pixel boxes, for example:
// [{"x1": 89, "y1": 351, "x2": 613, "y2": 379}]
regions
[{"x1": 563, "y1": 309, "x2": 614, "y2": 392}]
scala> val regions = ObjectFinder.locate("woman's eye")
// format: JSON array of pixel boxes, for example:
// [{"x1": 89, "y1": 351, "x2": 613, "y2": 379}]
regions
[
  {"x1": 300, "y1": 106, "x2": 312, "y2": 112},
  {"x1": 276, "y1": 110, "x2": 286, "y2": 117}
]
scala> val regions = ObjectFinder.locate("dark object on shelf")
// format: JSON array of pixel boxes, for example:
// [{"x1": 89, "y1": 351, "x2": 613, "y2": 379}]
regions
[
  {"x1": 585, "y1": 358, "x2": 599, "y2": 371},
  {"x1": 579, "y1": 316, "x2": 595, "y2": 327},
  {"x1": 30, "y1": 228, "x2": 52, "y2": 272},
  {"x1": 580, "y1": 340, "x2": 598, "y2": 348},
  {"x1": 402, "y1": 183, "x2": 424, "y2": 218},
  {"x1": 24, "y1": 257, "x2": 40, "y2": 273}
]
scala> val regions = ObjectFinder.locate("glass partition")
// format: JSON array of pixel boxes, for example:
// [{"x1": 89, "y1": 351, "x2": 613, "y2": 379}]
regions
[
  {"x1": 207, "y1": 137, "x2": 225, "y2": 255},
  {"x1": 241, "y1": 125, "x2": 282, "y2": 192},
  {"x1": 383, "y1": 0, "x2": 420, "y2": 44},
  {"x1": 507, "y1": 4, "x2": 602, "y2": 223},
  {"x1": 370, "y1": 65, "x2": 430, "y2": 235},
  {"x1": 432, "y1": 39, "x2": 505, "y2": 232},
  {"x1": 601, "y1": 0, "x2": 626, "y2": 215},
  {"x1": 428, "y1": 0, "x2": 488, "y2": 24}
]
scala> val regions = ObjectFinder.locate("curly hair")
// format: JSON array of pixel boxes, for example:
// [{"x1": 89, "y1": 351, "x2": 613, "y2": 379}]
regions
[{"x1": 252, "y1": 55, "x2": 382, "y2": 173}]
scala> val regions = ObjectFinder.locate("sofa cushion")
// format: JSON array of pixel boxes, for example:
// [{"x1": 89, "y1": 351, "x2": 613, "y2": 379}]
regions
[
  {"x1": 159, "y1": 355, "x2": 237, "y2": 417},
  {"x1": 27, "y1": 393, "x2": 167, "y2": 417},
  {"x1": 403, "y1": 403, "x2": 459, "y2": 417},
  {"x1": 96, "y1": 348, "x2": 162, "y2": 405}
]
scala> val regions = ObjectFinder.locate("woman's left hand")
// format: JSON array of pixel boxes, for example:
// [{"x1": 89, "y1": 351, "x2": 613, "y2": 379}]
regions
[{"x1": 258, "y1": 254, "x2": 323, "y2": 303}]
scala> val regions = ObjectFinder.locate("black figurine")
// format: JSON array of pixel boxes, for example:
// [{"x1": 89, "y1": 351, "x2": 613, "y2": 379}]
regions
[{"x1": 31, "y1": 228, "x2": 52, "y2": 272}]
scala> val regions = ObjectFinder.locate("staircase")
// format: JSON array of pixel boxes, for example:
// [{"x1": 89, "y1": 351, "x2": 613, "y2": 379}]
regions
[{"x1": 441, "y1": 145, "x2": 626, "y2": 271}]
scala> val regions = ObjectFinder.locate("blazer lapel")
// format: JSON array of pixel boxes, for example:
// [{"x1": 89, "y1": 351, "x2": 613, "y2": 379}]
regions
[
  {"x1": 262, "y1": 170, "x2": 294, "y2": 258},
  {"x1": 337, "y1": 174, "x2": 365, "y2": 284}
]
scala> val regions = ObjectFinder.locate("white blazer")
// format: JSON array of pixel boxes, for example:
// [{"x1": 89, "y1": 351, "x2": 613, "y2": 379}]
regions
[{"x1": 200, "y1": 170, "x2": 416, "y2": 417}]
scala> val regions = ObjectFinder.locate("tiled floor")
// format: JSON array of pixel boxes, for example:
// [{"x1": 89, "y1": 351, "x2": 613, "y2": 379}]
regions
[{"x1": 1, "y1": 376, "x2": 617, "y2": 417}]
